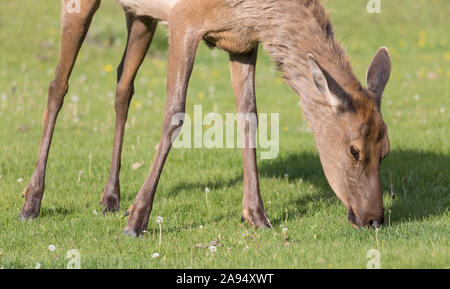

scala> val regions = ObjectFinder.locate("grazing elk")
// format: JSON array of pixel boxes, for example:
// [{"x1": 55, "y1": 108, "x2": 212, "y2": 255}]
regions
[{"x1": 20, "y1": 0, "x2": 391, "y2": 236}]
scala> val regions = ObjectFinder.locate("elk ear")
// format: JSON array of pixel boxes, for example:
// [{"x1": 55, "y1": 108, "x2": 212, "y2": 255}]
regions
[
  {"x1": 366, "y1": 47, "x2": 391, "y2": 104},
  {"x1": 307, "y1": 54, "x2": 350, "y2": 114}
]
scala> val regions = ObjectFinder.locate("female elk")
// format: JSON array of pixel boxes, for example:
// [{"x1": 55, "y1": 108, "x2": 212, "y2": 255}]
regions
[{"x1": 20, "y1": 0, "x2": 391, "y2": 236}]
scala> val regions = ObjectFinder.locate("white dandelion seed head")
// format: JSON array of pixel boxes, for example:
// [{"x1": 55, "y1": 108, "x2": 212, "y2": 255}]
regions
[
  {"x1": 414, "y1": 94, "x2": 420, "y2": 100},
  {"x1": 35, "y1": 263, "x2": 41, "y2": 269},
  {"x1": 199, "y1": 225, "x2": 203, "y2": 229},
  {"x1": 205, "y1": 187, "x2": 210, "y2": 193},
  {"x1": 282, "y1": 227, "x2": 288, "y2": 233},
  {"x1": 48, "y1": 245, "x2": 56, "y2": 252},
  {"x1": 156, "y1": 216, "x2": 163, "y2": 224},
  {"x1": 208, "y1": 245, "x2": 217, "y2": 253},
  {"x1": 93, "y1": 210, "x2": 98, "y2": 216},
  {"x1": 71, "y1": 95, "x2": 79, "y2": 103},
  {"x1": 152, "y1": 253, "x2": 160, "y2": 259},
  {"x1": 17, "y1": 178, "x2": 23, "y2": 183}
]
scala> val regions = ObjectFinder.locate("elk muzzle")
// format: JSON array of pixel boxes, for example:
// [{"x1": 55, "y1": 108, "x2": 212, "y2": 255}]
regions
[{"x1": 348, "y1": 206, "x2": 385, "y2": 228}]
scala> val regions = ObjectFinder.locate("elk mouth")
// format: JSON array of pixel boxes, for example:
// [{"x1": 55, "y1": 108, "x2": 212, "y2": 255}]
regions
[{"x1": 347, "y1": 206, "x2": 385, "y2": 229}]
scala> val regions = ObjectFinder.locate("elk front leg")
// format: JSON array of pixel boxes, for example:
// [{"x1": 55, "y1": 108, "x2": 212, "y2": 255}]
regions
[
  {"x1": 19, "y1": 0, "x2": 101, "y2": 220},
  {"x1": 123, "y1": 24, "x2": 200, "y2": 237},
  {"x1": 229, "y1": 47, "x2": 271, "y2": 228},
  {"x1": 101, "y1": 14, "x2": 158, "y2": 213}
]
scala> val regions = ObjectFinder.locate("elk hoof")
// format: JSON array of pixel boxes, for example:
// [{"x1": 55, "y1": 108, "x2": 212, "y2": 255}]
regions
[
  {"x1": 102, "y1": 194, "x2": 120, "y2": 214},
  {"x1": 19, "y1": 200, "x2": 41, "y2": 221},
  {"x1": 19, "y1": 185, "x2": 43, "y2": 220},
  {"x1": 123, "y1": 228, "x2": 139, "y2": 238},
  {"x1": 242, "y1": 208, "x2": 272, "y2": 229},
  {"x1": 18, "y1": 207, "x2": 39, "y2": 222},
  {"x1": 18, "y1": 214, "x2": 30, "y2": 223},
  {"x1": 18, "y1": 209, "x2": 38, "y2": 222},
  {"x1": 123, "y1": 204, "x2": 149, "y2": 237}
]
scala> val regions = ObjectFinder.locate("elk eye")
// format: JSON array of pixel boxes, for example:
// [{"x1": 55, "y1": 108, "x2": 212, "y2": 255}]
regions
[{"x1": 349, "y1": 146, "x2": 360, "y2": 161}]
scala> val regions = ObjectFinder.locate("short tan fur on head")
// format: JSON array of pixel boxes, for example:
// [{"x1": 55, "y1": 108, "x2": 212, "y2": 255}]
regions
[{"x1": 306, "y1": 47, "x2": 391, "y2": 228}]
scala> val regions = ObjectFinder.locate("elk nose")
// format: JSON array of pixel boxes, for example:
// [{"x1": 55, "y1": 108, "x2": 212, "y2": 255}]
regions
[{"x1": 369, "y1": 216, "x2": 384, "y2": 228}]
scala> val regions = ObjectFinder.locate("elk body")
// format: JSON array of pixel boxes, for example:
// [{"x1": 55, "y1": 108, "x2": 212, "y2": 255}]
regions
[{"x1": 20, "y1": 0, "x2": 391, "y2": 236}]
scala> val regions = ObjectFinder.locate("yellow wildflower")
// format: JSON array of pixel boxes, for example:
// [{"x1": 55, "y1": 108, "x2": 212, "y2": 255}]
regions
[
  {"x1": 418, "y1": 39, "x2": 425, "y2": 47},
  {"x1": 444, "y1": 52, "x2": 450, "y2": 61},
  {"x1": 104, "y1": 64, "x2": 114, "y2": 73}
]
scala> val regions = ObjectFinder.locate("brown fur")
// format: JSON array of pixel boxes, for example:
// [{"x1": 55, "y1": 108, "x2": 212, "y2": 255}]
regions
[{"x1": 20, "y1": 0, "x2": 391, "y2": 234}]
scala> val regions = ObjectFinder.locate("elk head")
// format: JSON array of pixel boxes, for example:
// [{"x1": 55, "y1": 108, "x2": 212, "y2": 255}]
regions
[{"x1": 307, "y1": 47, "x2": 391, "y2": 228}]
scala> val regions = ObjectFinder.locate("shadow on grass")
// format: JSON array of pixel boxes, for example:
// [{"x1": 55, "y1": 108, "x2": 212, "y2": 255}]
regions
[
  {"x1": 259, "y1": 149, "x2": 449, "y2": 225},
  {"x1": 381, "y1": 150, "x2": 449, "y2": 223},
  {"x1": 258, "y1": 152, "x2": 336, "y2": 226},
  {"x1": 166, "y1": 177, "x2": 242, "y2": 198},
  {"x1": 163, "y1": 149, "x2": 449, "y2": 227},
  {"x1": 40, "y1": 206, "x2": 74, "y2": 217}
]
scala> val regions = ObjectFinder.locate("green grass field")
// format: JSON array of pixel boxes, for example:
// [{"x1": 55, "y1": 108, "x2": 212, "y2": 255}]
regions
[{"x1": 0, "y1": 0, "x2": 448, "y2": 269}]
